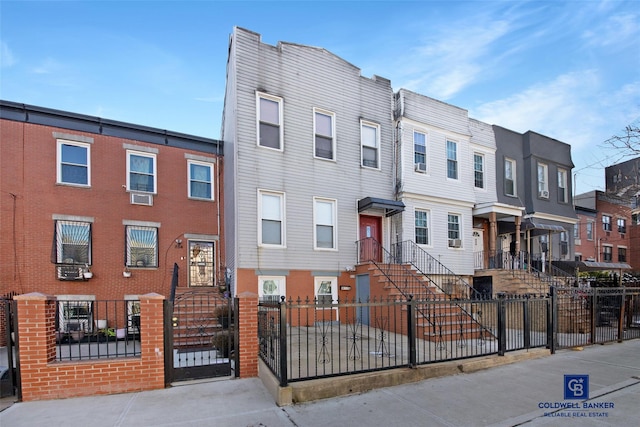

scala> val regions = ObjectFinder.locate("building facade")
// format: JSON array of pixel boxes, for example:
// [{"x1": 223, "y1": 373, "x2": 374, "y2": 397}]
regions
[{"x1": 0, "y1": 101, "x2": 224, "y2": 305}]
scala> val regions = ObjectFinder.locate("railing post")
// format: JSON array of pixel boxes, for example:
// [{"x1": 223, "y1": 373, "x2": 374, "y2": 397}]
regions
[
  {"x1": 590, "y1": 288, "x2": 597, "y2": 344},
  {"x1": 407, "y1": 295, "x2": 416, "y2": 367},
  {"x1": 497, "y1": 292, "x2": 506, "y2": 356},
  {"x1": 279, "y1": 296, "x2": 288, "y2": 387},
  {"x1": 522, "y1": 295, "x2": 531, "y2": 350},
  {"x1": 617, "y1": 288, "x2": 626, "y2": 343},
  {"x1": 548, "y1": 287, "x2": 557, "y2": 354}
]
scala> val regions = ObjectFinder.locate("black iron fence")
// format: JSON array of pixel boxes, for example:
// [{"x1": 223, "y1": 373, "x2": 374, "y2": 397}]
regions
[
  {"x1": 259, "y1": 294, "x2": 551, "y2": 386},
  {"x1": 56, "y1": 299, "x2": 141, "y2": 361}
]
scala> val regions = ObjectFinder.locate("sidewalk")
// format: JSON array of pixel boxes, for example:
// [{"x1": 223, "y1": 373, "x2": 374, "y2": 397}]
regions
[{"x1": 1, "y1": 340, "x2": 638, "y2": 426}]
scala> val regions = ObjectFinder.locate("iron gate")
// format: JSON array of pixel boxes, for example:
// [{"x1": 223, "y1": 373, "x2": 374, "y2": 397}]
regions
[
  {"x1": 2, "y1": 299, "x2": 19, "y2": 399},
  {"x1": 165, "y1": 291, "x2": 236, "y2": 383}
]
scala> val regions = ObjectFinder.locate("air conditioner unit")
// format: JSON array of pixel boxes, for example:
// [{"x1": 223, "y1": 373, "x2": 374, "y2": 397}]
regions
[
  {"x1": 538, "y1": 190, "x2": 549, "y2": 198},
  {"x1": 130, "y1": 192, "x2": 153, "y2": 206},
  {"x1": 415, "y1": 163, "x2": 427, "y2": 173},
  {"x1": 448, "y1": 239, "x2": 462, "y2": 248},
  {"x1": 57, "y1": 265, "x2": 82, "y2": 280}
]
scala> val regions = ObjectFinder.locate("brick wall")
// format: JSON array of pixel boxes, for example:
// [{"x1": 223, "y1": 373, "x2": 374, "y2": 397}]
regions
[
  {"x1": 237, "y1": 292, "x2": 258, "y2": 378},
  {"x1": 15, "y1": 292, "x2": 165, "y2": 401}
]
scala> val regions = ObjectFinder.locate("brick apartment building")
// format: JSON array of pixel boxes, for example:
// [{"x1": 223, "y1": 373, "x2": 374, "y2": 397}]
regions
[{"x1": 0, "y1": 101, "x2": 224, "y2": 311}]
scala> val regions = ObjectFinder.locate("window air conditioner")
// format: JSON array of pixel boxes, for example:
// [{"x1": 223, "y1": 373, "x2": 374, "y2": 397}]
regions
[
  {"x1": 538, "y1": 190, "x2": 549, "y2": 198},
  {"x1": 130, "y1": 192, "x2": 153, "y2": 206},
  {"x1": 448, "y1": 239, "x2": 462, "y2": 248},
  {"x1": 415, "y1": 163, "x2": 427, "y2": 173}
]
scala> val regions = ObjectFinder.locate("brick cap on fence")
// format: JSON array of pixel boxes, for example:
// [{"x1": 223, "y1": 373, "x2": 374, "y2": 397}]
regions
[
  {"x1": 14, "y1": 292, "x2": 55, "y2": 301},
  {"x1": 237, "y1": 291, "x2": 259, "y2": 299}
]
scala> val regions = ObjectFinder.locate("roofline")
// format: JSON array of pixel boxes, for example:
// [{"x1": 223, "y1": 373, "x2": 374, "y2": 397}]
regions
[{"x1": 0, "y1": 100, "x2": 223, "y2": 156}]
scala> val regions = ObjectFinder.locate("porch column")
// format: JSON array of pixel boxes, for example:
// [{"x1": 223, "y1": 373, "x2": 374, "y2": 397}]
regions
[
  {"x1": 514, "y1": 216, "x2": 521, "y2": 253},
  {"x1": 489, "y1": 212, "x2": 497, "y2": 255}
]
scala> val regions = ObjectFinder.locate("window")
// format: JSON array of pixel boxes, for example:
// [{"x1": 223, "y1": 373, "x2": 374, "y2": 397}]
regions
[
  {"x1": 573, "y1": 223, "x2": 580, "y2": 239},
  {"x1": 126, "y1": 225, "x2": 158, "y2": 268},
  {"x1": 54, "y1": 220, "x2": 91, "y2": 279},
  {"x1": 415, "y1": 209, "x2": 429, "y2": 245},
  {"x1": 57, "y1": 140, "x2": 90, "y2": 186},
  {"x1": 257, "y1": 93, "x2": 283, "y2": 150},
  {"x1": 361, "y1": 121, "x2": 380, "y2": 168},
  {"x1": 586, "y1": 221, "x2": 594, "y2": 240},
  {"x1": 448, "y1": 214, "x2": 461, "y2": 247},
  {"x1": 314, "y1": 109, "x2": 335, "y2": 160},
  {"x1": 560, "y1": 231, "x2": 568, "y2": 256},
  {"x1": 188, "y1": 160, "x2": 214, "y2": 200},
  {"x1": 537, "y1": 162, "x2": 548, "y2": 197},
  {"x1": 314, "y1": 198, "x2": 337, "y2": 250},
  {"x1": 315, "y1": 277, "x2": 337, "y2": 306},
  {"x1": 558, "y1": 169, "x2": 568, "y2": 203},
  {"x1": 618, "y1": 247, "x2": 627, "y2": 263},
  {"x1": 259, "y1": 276, "x2": 286, "y2": 302},
  {"x1": 602, "y1": 215, "x2": 612, "y2": 232},
  {"x1": 188, "y1": 241, "x2": 215, "y2": 286},
  {"x1": 504, "y1": 158, "x2": 516, "y2": 196},
  {"x1": 474, "y1": 153, "x2": 484, "y2": 188},
  {"x1": 259, "y1": 190, "x2": 285, "y2": 246},
  {"x1": 127, "y1": 151, "x2": 156, "y2": 193},
  {"x1": 446, "y1": 140, "x2": 458, "y2": 179},
  {"x1": 617, "y1": 218, "x2": 626, "y2": 234},
  {"x1": 603, "y1": 245, "x2": 612, "y2": 262},
  {"x1": 414, "y1": 131, "x2": 426, "y2": 171}
]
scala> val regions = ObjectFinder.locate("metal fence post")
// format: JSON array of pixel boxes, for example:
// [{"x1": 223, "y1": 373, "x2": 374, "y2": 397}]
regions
[
  {"x1": 497, "y1": 293, "x2": 506, "y2": 356},
  {"x1": 407, "y1": 295, "x2": 416, "y2": 367},
  {"x1": 523, "y1": 295, "x2": 531, "y2": 350},
  {"x1": 617, "y1": 288, "x2": 626, "y2": 343},
  {"x1": 548, "y1": 287, "x2": 556, "y2": 354},
  {"x1": 279, "y1": 297, "x2": 288, "y2": 387},
  {"x1": 590, "y1": 288, "x2": 597, "y2": 344}
]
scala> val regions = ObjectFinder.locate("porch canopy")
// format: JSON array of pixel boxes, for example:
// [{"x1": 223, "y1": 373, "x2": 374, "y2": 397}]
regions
[
  {"x1": 358, "y1": 197, "x2": 405, "y2": 217},
  {"x1": 521, "y1": 219, "x2": 566, "y2": 236},
  {"x1": 575, "y1": 261, "x2": 632, "y2": 272}
]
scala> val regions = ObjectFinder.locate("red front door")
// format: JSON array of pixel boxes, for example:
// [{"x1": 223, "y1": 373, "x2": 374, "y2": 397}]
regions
[{"x1": 359, "y1": 215, "x2": 382, "y2": 262}]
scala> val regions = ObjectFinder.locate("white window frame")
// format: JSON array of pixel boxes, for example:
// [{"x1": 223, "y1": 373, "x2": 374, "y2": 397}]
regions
[
  {"x1": 125, "y1": 225, "x2": 158, "y2": 268},
  {"x1": 414, "y1": 131, "x2": 427, "y2": 172},
  {"x1": 446, "y1": 140, "x2": 458, "y2": 180},
  {"x1": 313, "y1": 108, "x2": 336, "y2": 161},
  {"x1": 258, "y1": 276, "x2": 286, "y2": 302},
  {"x1": 187, "y1": 160, "x2": 214, "y2": 200},
  {"x1": 504, "y1": 158, "x2": 517, "y2": 197},
  {"x1": 586, "y1": 221, "x2": 594, "y2": 240},
  {"x1": 537, "y1": 162, "x2": 549, "y2": 197},
  {"x1": 258, "y1": 189, "x2": 285, "y2": 247},
  {"x1": 602, "y1": 244, "x2": 613, "y2": 262},
  {"x1": 617, "y1": 217, "x2": 626, "y2": 233},
  {"x1": 127, "y1": 150, "x2": 157, "y2": 194},
  {"x1": 315, "y1": 276, "x2": 338, "y2": 307},
  {"x1": 602, "y1": 215, "x2": 612, "y2": 232},
  {"x1": 57, "y1": 139, "x2": 90, "y2": 187},
  {"x1": 360, "y1": 120, "x2": 380, "y2": 169},
  {"x1": 473, "y1": 153, "x2": 484, "y2": 189},
  {"x1": 447, "y1": 213, "x2": 462, "y2": 248},
  {"x1": 313, "y1": 197, "x2": 337, "y2": 250},
  {"x1": 414, "y1": 209, "x2": 430, "y2": 245},
  {"x1": 558, "y1": 168, "x2": 568, "y2": 203},
  {"x1": 256, "y1": 92, "x2": 283, "y2": 151}
]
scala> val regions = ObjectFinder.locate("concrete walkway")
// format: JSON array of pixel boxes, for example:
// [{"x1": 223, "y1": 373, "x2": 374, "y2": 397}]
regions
[{"x1": 1, "y1": 340, "x2": 639, "y2": 426}]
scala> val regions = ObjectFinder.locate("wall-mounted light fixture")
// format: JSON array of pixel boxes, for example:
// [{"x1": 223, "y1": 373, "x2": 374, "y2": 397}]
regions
[
  {"x1": 175, "y1": 239, "x2": 183, "y2": 248},
  {"x1": 340, "y1": 285, "x2": 352, "y2": 291}
]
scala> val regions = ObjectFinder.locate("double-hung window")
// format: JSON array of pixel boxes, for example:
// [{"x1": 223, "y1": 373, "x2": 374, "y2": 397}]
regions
[
  {"x1": 603, "y1": 245, "x2": 612, "y2": 262},
  {"x1": 448, "y1": 214, "x2": 461, "y2": 247},
  {"x1": 415, "y1": 209, "x2": 429, "y2": 245},
  {"x1": 617, "y1": 218, "x2": 626, "y2": 234},
  {"x1": 257, "y1": 92, "x2": 283, "y2": 150},
  {"x1": 57, "y1": 140, "x2": 90, "y2": 186},
  {"x1": 126, "y1": 224, "x2": 158, "y2": 268},
  {"x1": 314, "y1": 109, "x2": 335, "y2": 160},
  {"x1": 314, "y1": 197, "x2": 337, "y2": 250},
  {"x1": 474, "y1": 153, "x2": 484, "y2": 188},
  {"x1": 446, "y1": 140, "x2": 458, "y2": 179},
  {"x1": 602, "y1": 215, "x2": 612, "y2": 232},
  {"x1": 414, "y1": 131, "x2": 426, "y2": 172},
  {"x1": 188, "y1": 160, "x2": 214, "y2": 200},
  {"x1": 127, "y1": 151, "x2": 156, "y2": 193},
  {"x1": 618, "y1": 247, "x2": 627, "y2": 263},
  {"x1": 259, "y1": 190, "x2": 285, "y2": 247},
  {"x1": 361, "y1": 121, "x2": 380, "y2": 168},
  {"x1": 504, "y1": 158, "x2": 516, "y2": 196},
  {"x1": 558, "y1": 169, "x2": 568, "y2": 203},
  {"x1": 259, "y1": 276, "x2": 286, "y2": 302},
  {"x1": 586, "y1": 221, "x2": 594, "y2": 240},
  {"x1": 537, "y1": 162, "x2": 548, "y2": 197},
  {"x1": 53, "y1": 219, "x2": 92, "y2": 279}
]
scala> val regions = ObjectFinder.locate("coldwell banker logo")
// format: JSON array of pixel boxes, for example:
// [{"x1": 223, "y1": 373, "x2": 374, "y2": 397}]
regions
[{"x1": 564, "y1": 374, "x2": 589, "y2": 400}]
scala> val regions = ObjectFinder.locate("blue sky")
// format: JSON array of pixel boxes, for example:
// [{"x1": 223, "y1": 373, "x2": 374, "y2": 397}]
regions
[{"x1": 1, "y1": 1, "x2": 638, "y2": 194}]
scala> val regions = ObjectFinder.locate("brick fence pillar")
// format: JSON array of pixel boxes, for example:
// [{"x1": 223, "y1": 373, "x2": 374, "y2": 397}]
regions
[
  {"x1": 139, "y1": 293, "x2": 166, "y2": 388},
  {"x1": 237, "y1": 291, "x2": 259, "y2": 378},
  {"x1": 14, "y1": 292, "x2": 57, "y2": 400}
]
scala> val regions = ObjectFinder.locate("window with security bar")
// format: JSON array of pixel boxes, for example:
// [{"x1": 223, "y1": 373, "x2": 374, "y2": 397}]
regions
[
  {"x1": 53, "y1": 220, "x2": 91, "y2": 279},
  {"x1": 126, "y1": 225, "x2": 158, "y2": 267}
]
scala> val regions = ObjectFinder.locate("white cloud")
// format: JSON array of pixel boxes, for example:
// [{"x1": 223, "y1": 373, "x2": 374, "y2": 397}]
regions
[
  {"x1": 582, "y1": 13, "x2": 639, "y2": 47},
  {"x1": 1, "y1": 42, "x2": 17, "y2": 68},
  {"x1": 30, "y1": 58, "x2": 62, "y2": 75}
]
